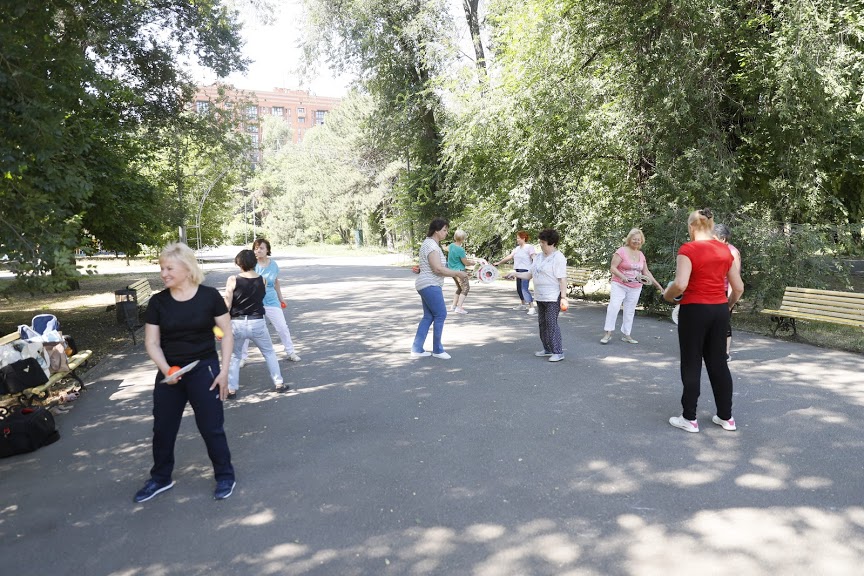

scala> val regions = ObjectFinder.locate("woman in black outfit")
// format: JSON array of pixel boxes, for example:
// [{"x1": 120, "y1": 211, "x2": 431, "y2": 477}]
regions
[{"x1": 134, "y1": 242, "x2": 237, "y2": 503}]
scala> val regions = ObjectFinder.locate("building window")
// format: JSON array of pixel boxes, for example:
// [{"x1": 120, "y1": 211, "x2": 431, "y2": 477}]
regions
[
  {"x1": 297, "y1": 129, "x2": 303, "y2": 143},
  {"x1": 315, "y1": 110, "x2": 326, "y2": 125},
  {"x1": 246, "y1": 105, "x2": 258, "y2": 119},
  {"x1": 271, "y1": 106, "x2": 283, "y2": 116},
  {"x1": 196, "y1": 101, "x2": 210, "y2": 114},
  {"x1": 247, "y1": 124, "x2": 258, "y2": 133},
  {"x1": 298, "y1": 117, "x2": 305, "y2": 124},
  {"x1": 297, "y1": 107, "x2": 305, "y2": 116},
  {"x1": 250, "y1": 134, "x2": 259, "y2": 148}
]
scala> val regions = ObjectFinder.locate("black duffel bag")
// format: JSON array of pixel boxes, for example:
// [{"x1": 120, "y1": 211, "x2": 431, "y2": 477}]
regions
[
  {"x1": 0, "y1": 358, "x2": 49, "y2": 395},
  {"x1": 0, "y1": 407, "x2": 60, "y2": 458}
]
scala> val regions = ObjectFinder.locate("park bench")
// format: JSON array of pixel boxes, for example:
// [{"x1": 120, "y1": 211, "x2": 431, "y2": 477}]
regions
[
  {"x1": 114, "y1": 278, "x2": 155, "y2": 344},
  {"x1": 760, "y1": 287, "x2": 864, "y2": 336},
  {"x1": 566, "y1": 267, "x2": 592, "y2": 298},
  {"x1": 0, "y1": 330, "x2": 92, "y2": 418}
]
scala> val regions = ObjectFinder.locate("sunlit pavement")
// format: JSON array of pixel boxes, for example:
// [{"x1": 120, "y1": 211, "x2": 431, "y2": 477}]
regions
[{"x1": 1, "y1": 252, "x2": 863, "y2": 576}]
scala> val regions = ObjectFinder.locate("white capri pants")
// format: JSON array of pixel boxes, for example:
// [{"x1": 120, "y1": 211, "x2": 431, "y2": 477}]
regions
[
  {"x1": 604, "y1": 282, "x2": 643, "y2": 335},
  {"x1": 241, "y1": 305, "x2": 296, "y2": 359}
]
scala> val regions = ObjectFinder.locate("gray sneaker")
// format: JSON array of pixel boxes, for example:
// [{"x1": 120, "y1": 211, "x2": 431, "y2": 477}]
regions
[
  {"x1": 534, "y1": 350, "x2": 553, "y2": 357},
  {"x1": 548, "y1": 354, "x2": 565, "y2": 362}
]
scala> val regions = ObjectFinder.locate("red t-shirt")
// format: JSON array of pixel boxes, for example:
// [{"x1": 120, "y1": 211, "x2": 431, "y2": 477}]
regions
[{"x1": 678, "y1": 240, "x2": 733, "y2": 305}]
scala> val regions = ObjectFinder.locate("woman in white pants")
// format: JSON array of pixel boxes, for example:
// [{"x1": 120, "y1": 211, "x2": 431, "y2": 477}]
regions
[
  {"x1": 601, "y1": 228, "x2": 663, "y2": 344},
  {"x1": 240, "y1": 238, "x2": 300, "y2": 365}
]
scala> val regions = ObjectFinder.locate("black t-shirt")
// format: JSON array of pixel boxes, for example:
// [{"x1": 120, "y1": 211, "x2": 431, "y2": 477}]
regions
[
  {"x1": 145, "y1": 285, "x2": 228, "y2": 366},
  {"x1": 230, "y1": 275, "x2": 266, "y2": 318}
]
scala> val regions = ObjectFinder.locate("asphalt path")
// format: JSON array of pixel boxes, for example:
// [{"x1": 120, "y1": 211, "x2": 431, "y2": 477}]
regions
[{"x1": 1, "y1": 251, "x2": 863, "y2": 576}]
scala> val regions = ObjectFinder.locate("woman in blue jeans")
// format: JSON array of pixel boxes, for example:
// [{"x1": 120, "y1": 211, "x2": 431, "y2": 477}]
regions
[
  {"x1": 411, "y1": 218, "x2": 469, "y2": 360},
  {"x1": 223, "y1": 249, "x2": 286, "y2": 398}
]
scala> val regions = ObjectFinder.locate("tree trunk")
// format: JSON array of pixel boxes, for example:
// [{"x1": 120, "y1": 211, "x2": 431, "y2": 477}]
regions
[{"x1": 463, "y1": 0, "x2": 487, "y2": 78}]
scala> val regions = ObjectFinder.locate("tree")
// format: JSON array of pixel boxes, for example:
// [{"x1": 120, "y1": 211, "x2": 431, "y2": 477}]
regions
[
  {"x1": 301, "y1": 0, "x2": 454, "y2": 223},
  {"x1": 0, "y1": 1, "x2": 248, "y2": 290}
]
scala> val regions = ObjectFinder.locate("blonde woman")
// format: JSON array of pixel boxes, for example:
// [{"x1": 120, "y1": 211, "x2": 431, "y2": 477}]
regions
[
  {"x1": 447, "y1": 229, "x2": 487, "y2": 314},
  {"x1": 664, "y1": 209, "x2": 744, "y2": 433},
  {"x1": 136, "y1": 242, "x2": 236, "y2": 502},
  {"x1": 601, "y1": 228, "x2": 663, "y2": 344}
]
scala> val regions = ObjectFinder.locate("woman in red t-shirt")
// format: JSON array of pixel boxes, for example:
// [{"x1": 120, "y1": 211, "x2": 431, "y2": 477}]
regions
[{"x1": 663, "y1": 209, "x2": 744, "y2": 433}]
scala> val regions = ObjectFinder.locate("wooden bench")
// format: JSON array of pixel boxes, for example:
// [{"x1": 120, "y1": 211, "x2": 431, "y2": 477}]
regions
[
  {"x1": 566, "y1": 267, "x2": 592, "y2": 297},
  {"x1": 760, "y1": 287, "x2": 864, "y2": 336},
  {"x1": 118, "y1": 278, "x2": 154, "y2": 344},
  {"x1": 0, "y1": 331, "x2": 93, "y2": 418}
]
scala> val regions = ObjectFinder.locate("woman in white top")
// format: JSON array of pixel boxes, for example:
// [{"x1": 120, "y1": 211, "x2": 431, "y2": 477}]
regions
[
  {"x1": 411, "y1": 218, "x2": 469, "y2": 360},
  {"x1": 494, "y1": 231, "x2": 537, "y2": 315},
  {"x1": 601, "y1": 228, "x2": 663, "y2": 344},
  {"x1": 506, "y1": 229, "x2": 568, "y2": 362}
]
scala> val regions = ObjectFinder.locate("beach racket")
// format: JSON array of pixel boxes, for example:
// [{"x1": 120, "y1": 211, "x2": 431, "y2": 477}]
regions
[
  {"x1": 161, "y1": 360, "x2": 200, "y2": 383},
  {"x1": 671, "y1": 304, "x2": 680, "y2": 325},
  {"x1": 476, "y1": 264, "x2": 499, "y2": 284},
  {"x1": 635, "y1": 274, "x2": 652, "y2": 285}
]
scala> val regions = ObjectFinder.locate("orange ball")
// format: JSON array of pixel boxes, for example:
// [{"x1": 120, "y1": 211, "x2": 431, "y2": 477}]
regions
[
  {"x1": 280, "y1": 302, "x2": 287, "y2": 309},
  {"x1": 167, "y1": 366, "x2": 181, "y2": 376},
  {"x1": 560, "y1": 299, "x2": 569, "y2": 311},
  {"x1": 213, "y1": 326, "x2": 224, "y2": 338}
]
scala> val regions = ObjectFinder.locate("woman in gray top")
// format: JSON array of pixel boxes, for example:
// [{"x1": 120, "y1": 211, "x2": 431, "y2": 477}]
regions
[{"x1": 410, "y1": 218, "x2": 469, "y2": 360}]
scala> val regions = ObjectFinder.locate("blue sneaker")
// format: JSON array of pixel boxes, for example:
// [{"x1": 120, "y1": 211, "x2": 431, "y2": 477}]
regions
[
  {"x1": 133, "y1": 479, "x2": 175, "y2": 503},
  {"x1": 214, "y1": 480, "x2": 236, "y2": 500}
]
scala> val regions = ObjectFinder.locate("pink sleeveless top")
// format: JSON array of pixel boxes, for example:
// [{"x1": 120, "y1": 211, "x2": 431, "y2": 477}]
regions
[{"x1": 611, "y1": 247, "x2": 645, "y2": 289}]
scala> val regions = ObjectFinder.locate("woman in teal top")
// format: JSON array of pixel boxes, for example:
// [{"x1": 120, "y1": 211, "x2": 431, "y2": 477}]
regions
[{"x1": 447, "y1": 230, "x2": 486, "y2": 314}]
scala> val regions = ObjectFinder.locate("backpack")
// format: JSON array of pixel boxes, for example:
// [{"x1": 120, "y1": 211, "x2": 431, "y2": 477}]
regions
[
  {"x1": 31, "y1": 314, "x2": 60, "y2": 336},
  {"x1": 0, "y1": 407, "x2": 60, "y2": 458}
]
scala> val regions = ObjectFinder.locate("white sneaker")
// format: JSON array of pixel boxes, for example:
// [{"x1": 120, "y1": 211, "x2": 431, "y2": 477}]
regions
[
  {"x1": 621, "y1": 334, "x2": 638, "y2": 344},
  {"x1": 410, "y1": 351, "x2": 431, "y2": 358},
  {"x1": 512, "y1": 305, "x2": 527, "y2": 311},
  {"x1": 527, "y1": 307, "x2": 537, "y2": 315},
  {"x1": 712, "y1": 415, "x2": 737, "y2": 431},
  {"x1": 450, "y1": 305, "x2": 457, "y2": 312},
  {"x1": 600, "y1": 334, "x2": 611, "y2": 344},
  {"x1": 548, "y1": 354, "x2": 564, "y2": 362},
  {"x1": 239, "y1": 358, "x2": 247, "y2": 368},
  {"x1": 432, "y1": 352, "x2": 451, "y2": 359},
  {"x1": 455, "y1": 308, "x2": 468, "y2": 315},
  {"x1": 285, "y1": 352, "x2": 301, "y2": 362},
  {"x1": 669, "y1": 416, "x2": 699, "y2": 433}
]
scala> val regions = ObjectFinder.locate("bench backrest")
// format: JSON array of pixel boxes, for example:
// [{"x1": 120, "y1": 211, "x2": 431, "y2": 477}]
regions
[
  {"x1": 779, "y1": 287, "x2": 864, "y2": 326},
  {"x1": 128, "y1": 279, "x2": 153, "y2": 304},
  {"x1": 566, "y1": 268, "x2": 592, "y2": 283}
]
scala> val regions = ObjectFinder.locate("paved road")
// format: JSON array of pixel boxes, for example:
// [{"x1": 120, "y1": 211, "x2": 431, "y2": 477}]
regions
[{"x1": 1, "y1": 252, "x2": 863, "y2": 576}]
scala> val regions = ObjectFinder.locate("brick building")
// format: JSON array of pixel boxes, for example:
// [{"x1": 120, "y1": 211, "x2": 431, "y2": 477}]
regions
[{"x1": 194, "y1": 84, "x2": 342, "y2": 160}]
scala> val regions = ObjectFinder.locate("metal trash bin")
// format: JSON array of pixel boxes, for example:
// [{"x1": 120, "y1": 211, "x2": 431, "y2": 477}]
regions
[{"x1": 115, "y1": 289, "x2": 138, "y2": 327}]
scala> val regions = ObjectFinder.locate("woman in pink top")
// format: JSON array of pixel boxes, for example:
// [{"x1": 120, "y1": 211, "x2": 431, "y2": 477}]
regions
[{"x1": 601, "y1": 228, "x2": 663, "y2": 344}]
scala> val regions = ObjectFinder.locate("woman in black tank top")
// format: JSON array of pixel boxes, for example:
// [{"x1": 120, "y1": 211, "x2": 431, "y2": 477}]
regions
[{"x1": 223, "y1": 250, "x2": 287, "y2": 396}]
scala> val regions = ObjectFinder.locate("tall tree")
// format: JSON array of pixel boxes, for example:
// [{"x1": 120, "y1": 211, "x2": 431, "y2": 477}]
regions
[
  {"x1": 0, "y1": 1, "x2": 248, "y2": 290},
  {"x1": 301, "y1": 0, "x2": 454, "y2": 223}
]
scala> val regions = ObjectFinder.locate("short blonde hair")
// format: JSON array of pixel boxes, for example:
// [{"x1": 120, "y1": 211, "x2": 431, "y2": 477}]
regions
[
  {"x1": 159, "y1": 242, "x2": 205, "y2": 286},
  {"x1": 453, "y1": 229, "x2": 467, "y2": 242},
  {"x1": 623, "y1": 228, "x2": 645, "y2": 246}
]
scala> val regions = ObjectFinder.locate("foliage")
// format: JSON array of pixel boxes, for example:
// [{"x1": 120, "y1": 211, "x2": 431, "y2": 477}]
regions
[
  {"x1": 254, "y1": 92, "x2": 390, "y2": 245},
  {"x1": 0, "y1": 1, "x2": 247, "y2": 290}
]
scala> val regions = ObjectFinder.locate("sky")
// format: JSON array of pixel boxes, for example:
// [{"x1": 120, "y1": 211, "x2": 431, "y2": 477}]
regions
[{"x1": 192, "y1": 1, "x2": 354, "y2": 97}]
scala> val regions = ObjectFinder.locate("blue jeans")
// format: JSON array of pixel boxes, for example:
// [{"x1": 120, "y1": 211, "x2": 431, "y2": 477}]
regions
[
  {"x1": 515, "y1": 269, "x2": 533, "y2": 304},
  {"x1": 229, "y1": 317, "x2": 283, "y2": 391},
  {"x1": 412, "y1": 285, "x2": 448, "y2": 354}
]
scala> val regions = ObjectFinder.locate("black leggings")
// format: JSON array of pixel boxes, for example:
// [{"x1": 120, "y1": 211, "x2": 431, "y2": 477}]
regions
[{"x1": 677, "y1": 303, "x2": 733, "y2": 421}]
